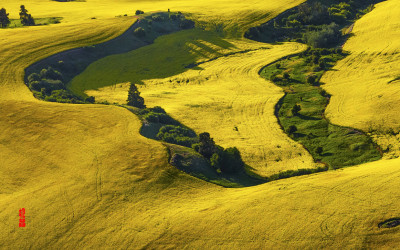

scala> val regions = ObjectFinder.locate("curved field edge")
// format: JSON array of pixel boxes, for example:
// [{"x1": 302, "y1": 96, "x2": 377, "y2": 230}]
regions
[
  {"x1": 1, "y1": 0, "x2": 400, "y2": 248},
  {"x1": 20, "y1": 13, "x2": 276, "y2": 187},
  {"x1": 259, "y1": 52, "x2": 382, "y2": 169},
  {"x1": 321, "y1": 0, "x2": 400, "y2": 158},
  {"x1": 78, "y1": 40, "x2": 319, "y2": 177}
]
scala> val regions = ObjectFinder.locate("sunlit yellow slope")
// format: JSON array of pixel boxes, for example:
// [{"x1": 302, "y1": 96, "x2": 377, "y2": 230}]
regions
[
  {"x1": 1, "y1": 0, "x2": 400, "y2": 249},
  {"x1": 2, "y1": 0, "x2": 304, "y2": 37},
  {"x1": 322, "y1": 0, "x2": 400, "y2": 156},
  {"x1": 86, "y1": 40, "x2": 316, "y2": 176}
]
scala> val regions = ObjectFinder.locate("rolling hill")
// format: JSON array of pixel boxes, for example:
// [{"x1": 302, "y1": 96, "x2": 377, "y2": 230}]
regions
[{"x1": 0, "y1": 0, "x2": 400, "y2": 248}]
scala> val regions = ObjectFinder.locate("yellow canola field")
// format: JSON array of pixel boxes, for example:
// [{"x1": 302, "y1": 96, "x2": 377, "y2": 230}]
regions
[
  {"x1": 1, "y1": 0, "x2": 400, "y2": 248},
  {"x1": 90, "y1": 41, "x2": 317, "y2": 176},
  {"x1": 322, "y1": 0, "x2": 400, "y2": 157},
  {"x1": 1, "y1": 0, "x2": 304, "y2": 37}
]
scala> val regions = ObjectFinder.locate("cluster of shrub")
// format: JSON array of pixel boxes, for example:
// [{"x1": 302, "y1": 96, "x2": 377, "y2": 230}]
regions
[
  {"x1": 136, "y1": 105, "x2": 199, "y2": 147},
  {"x1": 0, "y1": 5, "x2": 35, "y2": 28},
  {"x1": 27, "y1": 65, "x2": 95, "y2": 103},
  {"x1": 270, "y1": 47, "x2": 344, "y2": 86},
  {"x1": 245, "y1": 0, "x2": 382, "y2": 48},
  {"x1": 267, "y1": 165, "x2": 328, "y2": 181},
  {"x1": 133, "y1": 10, "x2": 195, "y2": 38},
  {"x1": 192, "y1": 132, "x2": 245, "y2": 174},
  {"x1": 128, "y1": 86, "x2": 245, "y2": 174}
]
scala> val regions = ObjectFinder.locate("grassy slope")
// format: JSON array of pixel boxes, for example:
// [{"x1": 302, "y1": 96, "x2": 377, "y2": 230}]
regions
[
  {"x1": 321, "y1": 0, "x2": 400, "y2": 157},
  {"x1": 1, "y1": 0, "x2": 400, "y2": 248}
]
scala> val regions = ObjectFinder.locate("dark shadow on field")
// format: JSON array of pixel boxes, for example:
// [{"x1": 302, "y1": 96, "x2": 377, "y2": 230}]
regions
[
  {"x1": 25, "y1": 12, "x2": 236, "y2": 96},
  {"x1": 167, "y1": 144, "x2": 267, "y2": 188}
]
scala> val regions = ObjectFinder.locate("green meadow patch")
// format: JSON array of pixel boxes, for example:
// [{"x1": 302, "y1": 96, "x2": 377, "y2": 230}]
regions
[
  {"x1": 260, "y1": 48, "x2": 382, "y2": 168},
  {"x1": 7, "y1": 17, "x2": 62, "y2": 28}
]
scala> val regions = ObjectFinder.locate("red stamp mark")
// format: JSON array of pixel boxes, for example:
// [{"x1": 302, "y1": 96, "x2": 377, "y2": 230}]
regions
[{"x1": 19, "y1": 208, "x2": 25, "y2": 227}]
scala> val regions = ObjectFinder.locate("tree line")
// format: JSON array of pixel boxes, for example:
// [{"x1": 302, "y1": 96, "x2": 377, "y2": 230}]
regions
[
  {"x1": 127, "y1": 82, "x2": 246, "y2": 174},
  {"x1": 0, "y1": 5, "x2": 35, "y2": 28}
]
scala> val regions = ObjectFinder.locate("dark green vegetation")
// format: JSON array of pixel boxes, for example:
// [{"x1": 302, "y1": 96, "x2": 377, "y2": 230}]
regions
[
  {"x1": 261, "y1": 48, "x2": 381, "y2": 168},
  {"x1": 127, "y1": 102, "x2": 332, "y2": 186},
  {"x1": 252, "y1": 0, "x2": 384, "y2": 169},
  {"x1": 167, "y1": 145, "x2": 265, "y2": 188},
  {"x1": 132, "y1": 106, "x2": 247, "y2": 175},
  {"x1": 127, "y1": 83, "x2": 145, "y2": 108},
  {"x1": 19, "y1": 5, "x2": 34, "y2": 26},
  {"x1": 246, "y1": 0, "x2": 384, "y2": 48},
  {"x1": 124, "y1": 105, "x2": 264, "y2": 187},
  {"x1": 8, "y1": 17, "x2": 61, "y2": 28},
  {"x1": 0, "y1": 8, "x2": 10, "y2": 28},
  {"x1": 135, "y1": 10, "x2": 144, "y2": 15},
  {"x1": 24, "y1": 11, "x2": 262, "y2": 187},
  {"x1": 379, "y1": 218, "x2": 400, "y2": 228},
  {"x1": 0, "y1": 5, "x2": 61, "y2": 28},
  {"x1": 25, "y1": 12, "x2": 195, "y2": 101},
  {"x1": 26, "y1": 66, "x2": 95, "y2": 103}
]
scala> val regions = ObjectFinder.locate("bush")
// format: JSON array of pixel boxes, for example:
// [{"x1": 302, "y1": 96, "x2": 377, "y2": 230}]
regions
[
  {"x1": 150, "y1": 106, "x2": 166, "y2": 114},
  {"x1": 170, "y1": 153, "x2": 184, "y2": 167},
  {"x1": 85, "y1": 96, "x2": 95, "y2": 103},
  {"x1": 283, "y1": 72, "x2": 290, "y2": 79},
  {"x1": 303, "y1": 23, "x2": 341, "y2": 48},
  {"x1": 180, "y1": 19, "x2": 195, "y2": 29},
  {"x1": 170, "y1": 14, "x2": 178, "y2": 20},
  {"x1": 210, "y1": 147, "x2": 245, "y2": 174},
  {"x1": 27, "y1": 73, "x2": 41, "y2": 83},
  {"x1": 133, "y1": 27, "x2": 146, "y2": 37},
  {"x1": 135, "y1": 10, "x2": 144, "y2": 15},
  {"x1": 157, "y1": 125, "x2": 198, "y2": 147},
  {"x1": 315, "y1": 146, "x2": 323, "y2": 155},
  {"x1": 291, "y1": 104, "x2": 301, "y2": 115},
  {"x1": 297, "y1": 2, "x2": 329, "y2": 25},
  {"x1": 319, "y1": 89, "x2": 328, "y2": 97},
  {"x1": 287, "y1": 125, "x2": 298, "y2": 135},
  {"x1": 151, "y1": 15, "x2": 164, "y2": 22},
  {"x1": 196, "y1": 132, "x2": 217, "y2": 159},
  {"x1": 245, "y1": 27, "x2": 260, "y2": 40},
  {"x1": 49, "y1": 89, "x2": 78, "y2": 102},
  {"x1": 40, "y1": 66, "x2": 63, "y2": 81},
  {"x1": 30, "y1": 79, "x2": 64, "y2": 92},
  {"x1": 143, "y1": 112, "x2": 160, "y2": 123},
  {"x1": 143, "y1": 111, "x2": 177, "y2": 125},
  {"x1": 306, "y1": 74, "x2": 317, "y2": 85},
  {"x1": 319, "y1": 61, "x2": 326, "y2": 70}
]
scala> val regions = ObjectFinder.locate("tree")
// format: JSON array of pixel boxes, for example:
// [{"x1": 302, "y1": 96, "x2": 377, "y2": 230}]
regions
[
  {"x1": 135, "y1": 10, "x2": 144, "y2": 15},
  {"x1": 315, "y1": 146, "x2": 323, "y2": 155},
  {"x1": 0, "y1": 8, "x2": 10, "y2": 28},
  {"x1": 197, "y1": 132, "x2": 217, "y2": 159},
  {"x1": 287, "y1": 125, "x2": 297, "y2": 135},
  {"x1": 307, "y1": 74, "x2": 317, "y2": 85},
  {"x1": 127, "y1": 82, "x2": 145, "y2": 108},
  {"x1": 283, "y1": 72, "x2": 290, "y2": 80},
  {"x1": 219, "y1": 147, "x2": 245, "y2": 174},
  {"x1": 85, "y1": 96, "x2": 95, "y2": 103},
  {"x1": 19, "y1": 5, "x2": 35, "y2": 26},
  {"x1": 291, "y1": 104, "x2": 301, "y2": 115}
]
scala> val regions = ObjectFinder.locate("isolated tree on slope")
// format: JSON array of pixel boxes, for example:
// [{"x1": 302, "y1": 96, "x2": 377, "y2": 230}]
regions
[
  {"x1": 127, "y1": 82, "x2": 145, "y2": 108},
  {"x1": 0, "y1": 8, "x2": 10, "y2": 28},
  {"x1": 197, "y1": 132, "x2": 217, "y2": 159},
  {"x1": 19, "y1": 5, "x2": 35, "y2": 26}
]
